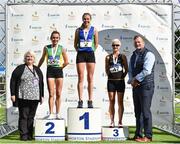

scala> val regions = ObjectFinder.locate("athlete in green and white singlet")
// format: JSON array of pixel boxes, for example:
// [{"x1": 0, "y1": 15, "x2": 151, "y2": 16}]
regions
[{"x1": 46, "y1": 44, "x2": 63, "y2": 68}]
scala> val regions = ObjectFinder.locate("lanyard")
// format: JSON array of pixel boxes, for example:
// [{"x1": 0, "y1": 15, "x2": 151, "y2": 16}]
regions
[
  {"x1": 83, "y1": 30, "x2": 89, "y2": 40},
  {"x1": 26, "y1": 65, "x2": 36, "y2": 77},
  {"x1": 83, "y1": 26, "x2": 91, "y2": 41}
]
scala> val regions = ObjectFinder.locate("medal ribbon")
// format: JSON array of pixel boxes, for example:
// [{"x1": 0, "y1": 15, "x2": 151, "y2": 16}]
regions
[
  {"x1": 113, "y1": 55, "x2": 118, "y2": 64},
  {"x1": 51, "y1": 45, "x2": 58, "y2": 60}
]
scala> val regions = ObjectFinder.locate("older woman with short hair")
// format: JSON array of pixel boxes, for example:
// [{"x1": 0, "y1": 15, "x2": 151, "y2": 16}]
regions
[
  {"x1": 105, "y1": 39, "x2": 128, "y2": 127},
  {"x1": 10, "y1": 50, "x2": 44, "y2": 141}
]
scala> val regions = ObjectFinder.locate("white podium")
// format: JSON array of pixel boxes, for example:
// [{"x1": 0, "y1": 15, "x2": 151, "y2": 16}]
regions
[
  {"x1": 35, "y1": 119, "x2": 65, "y2": 141},
  {"x1": 67, "y1": 108, "x2": 101, "y2": 141},
  {"x1": 102, "y1": 126, "x2": 129, "y2": 141}
]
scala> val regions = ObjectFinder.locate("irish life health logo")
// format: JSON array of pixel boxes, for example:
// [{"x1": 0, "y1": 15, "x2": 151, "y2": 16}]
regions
[
  {"x1": 103, "y1": 33, "x2": 112, "y2": 45},
  {"x1": 32, "y1": 11, "x2": 39, "y2": 21},
  {"x1": 49, "y1": 23, "x2": 57, "y2": 32},
  {"x1": 104, "y1": 11, "x2": 111, "y2": 20},
  {"x1": 67, "y1": 35, "x2": 74, "y2": 45},
  {"x1": 32, "y1": 35, "x2": 39, "y2": 45},
  {"x1": 13, "y1": 24, "x2": 21, "y2": 33},
  {"x1": 68, "y1": 11, "x2": 76, "y2": 20}
]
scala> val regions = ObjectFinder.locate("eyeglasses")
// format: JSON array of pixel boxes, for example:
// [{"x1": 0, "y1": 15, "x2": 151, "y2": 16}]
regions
[{"x1": 112, "y1": 44, "x2": 120, "y2": 47}]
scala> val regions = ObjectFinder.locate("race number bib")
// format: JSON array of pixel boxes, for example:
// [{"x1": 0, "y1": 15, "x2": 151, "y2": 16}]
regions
[
  {"x1": 80, "y1": 41, "x2": 92, "y2": 47},
  {"x1": 48, "y1": 58, "x2": 59, "y2": 65},
  {"x1": 109, "y1": 64, "x2": 122, "y2": 73}
]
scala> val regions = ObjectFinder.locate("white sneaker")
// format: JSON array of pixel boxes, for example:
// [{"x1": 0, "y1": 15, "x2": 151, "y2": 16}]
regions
[
  {"x1": 56, "y1": 114, "x2": 62, "y2": 120},
  {"x1": 47, "y1": 114, "x2": 54, "y2": 120},
  {"x1": 109, "y1": 121, "x2": 115, "y2": 128}
]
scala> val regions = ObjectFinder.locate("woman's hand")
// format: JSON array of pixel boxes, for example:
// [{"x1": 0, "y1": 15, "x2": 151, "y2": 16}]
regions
[
  {"x1": 11, "y1": 95, "x2": 16, "y2": 102},
  {"x1": 40, "y1": 97, "x2": 44, "y2": 105}
]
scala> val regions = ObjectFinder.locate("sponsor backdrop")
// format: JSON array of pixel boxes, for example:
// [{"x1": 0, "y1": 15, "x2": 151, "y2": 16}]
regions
[{"x1": 6, "y1": 4, "x2": 173, "y2": 126}]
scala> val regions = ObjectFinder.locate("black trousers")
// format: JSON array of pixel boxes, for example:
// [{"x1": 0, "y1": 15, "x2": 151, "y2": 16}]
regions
[
  {"x1": 133, "y1": 83, "x2": 154, "y2": 138},
  {"x1": 18, "y1": 99, "x2": 39, "y2": 140}
]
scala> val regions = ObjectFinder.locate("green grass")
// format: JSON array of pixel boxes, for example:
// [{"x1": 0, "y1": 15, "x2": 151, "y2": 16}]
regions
[
  {"x1": 176, "y1": 94, "x2": 180, "y2": 99},
  {"x1": 0, "y1": 100, "x2": 180, "y2": 143},
  {"x1": 0, "y1": 106, "x2": 6, "y2": 124},
  {"x1": 175, "y1": 102, "x2": 180, "y2": 123},
  {"x1": 175, "y1": 103, "x2": 180, "y2": 112},
  {"x1": 0, "y1": 127, "x2": 179, "y2": 143}
]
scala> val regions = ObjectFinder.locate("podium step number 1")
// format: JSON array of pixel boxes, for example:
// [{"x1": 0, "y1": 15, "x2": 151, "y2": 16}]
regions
[{"x1": 67, "y1": 108, "x2": 101, "y2": 141}]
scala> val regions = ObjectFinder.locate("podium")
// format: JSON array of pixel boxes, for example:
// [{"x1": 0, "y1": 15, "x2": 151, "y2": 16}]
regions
[
  {"x1": 67, "y1": 108, "x2": 101, "y2": 141},
  {"x1": 102, "y1": 126, "x2": 129, "y2": 141},
  {"x1": 35, "y1": 118, "x2": 65, "y2": 141}
]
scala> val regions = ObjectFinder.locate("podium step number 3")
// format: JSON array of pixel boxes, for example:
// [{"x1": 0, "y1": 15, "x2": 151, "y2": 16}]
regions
[
  {"x1": 67, "y1": 108, "x2": 101, "y2": 141},
  {"x1": 35, "y1": 119, "x2": 65, "y2": 141},
  {"x1": 102, "y1": 126, "x2": 129, "y2": 141}
]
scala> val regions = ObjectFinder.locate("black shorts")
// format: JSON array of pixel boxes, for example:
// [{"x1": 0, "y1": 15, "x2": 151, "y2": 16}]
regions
[
  {"x1": 76, "y1": 51, "x2": 95, "y2": 63},
  {"x1": 47, "y1": 66, "x2": 63, "y2": 78},
  {"x1": 107, "y1": 80, "x2": 125, "y2": 92}
]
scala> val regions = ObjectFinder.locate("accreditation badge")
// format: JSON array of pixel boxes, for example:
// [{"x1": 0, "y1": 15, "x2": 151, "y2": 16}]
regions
[{"x1": 33, "y1": 79, "x2": 39, "y2": 86}]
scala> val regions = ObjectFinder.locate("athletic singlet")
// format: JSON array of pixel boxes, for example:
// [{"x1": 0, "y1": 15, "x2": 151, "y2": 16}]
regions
[
  {"x1": 78, "y1": 26, "x2": 95, "y2": 52},
  {"x1": 46, "y1": 44, "x2": 63, "y2": 67},
  {"x1": 108, "y1": 54, "x2": 123, "y2": 79}
]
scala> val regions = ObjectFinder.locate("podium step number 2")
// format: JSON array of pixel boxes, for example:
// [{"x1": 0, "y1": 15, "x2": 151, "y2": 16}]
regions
[
  {"x1": 67, "y1": 108, "x2": 101, "y2": 141},
  {"x1": 35, "y1": 119, "x2": 65, "y2": 141}
]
